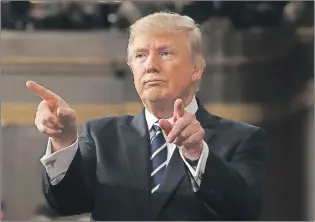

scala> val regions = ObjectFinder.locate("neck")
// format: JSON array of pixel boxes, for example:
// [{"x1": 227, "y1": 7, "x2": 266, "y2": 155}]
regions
[{"x1": 143, "y1": 94, "x2": 194, "y2": 119}]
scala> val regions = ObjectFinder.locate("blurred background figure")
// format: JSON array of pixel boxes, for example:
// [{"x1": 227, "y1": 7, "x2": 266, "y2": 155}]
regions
[
  {"x1": 1, "y1": 1, "x2": 31, "y2": 30},
  {"x1": 0, "y1": 202, "x2": 5, "y2": 221},
  {"x1": 114, "y1": 1, "x2": 175, "y2": 29},
  {"x1": 1, "y1": 0, "x2": 314, "y2": 221}
]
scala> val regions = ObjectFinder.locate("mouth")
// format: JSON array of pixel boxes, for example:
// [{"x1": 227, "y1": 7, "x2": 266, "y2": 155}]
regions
[{"x1": 143, "y1": 79, "x2": 166, "y2": 85}]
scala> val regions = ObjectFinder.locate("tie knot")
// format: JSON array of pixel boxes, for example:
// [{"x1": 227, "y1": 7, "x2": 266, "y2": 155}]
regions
[{"x1": 152, "y1": 122, "x2": 161, "y2": 133}]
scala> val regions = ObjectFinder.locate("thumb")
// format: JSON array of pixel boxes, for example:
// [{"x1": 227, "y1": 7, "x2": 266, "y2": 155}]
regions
[
  {"x1": 57, "y1": 107, "x2": 76, "y2": 126},
  {"x1": 159, "y1": 119, "x2": 172, "y2": 135}
]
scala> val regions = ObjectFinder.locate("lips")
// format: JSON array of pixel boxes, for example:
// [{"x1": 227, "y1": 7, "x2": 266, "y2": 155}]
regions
[{"x1": 143, "y1": 79, "x2": 166, "y2": 84}]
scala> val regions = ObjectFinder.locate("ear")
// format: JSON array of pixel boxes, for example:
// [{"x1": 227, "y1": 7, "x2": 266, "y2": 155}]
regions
[
  {"x1": 191, "y1": 65, "x2": 204, "y2": 82},
  {"x1": 191, "y1": 54, "x2": 205, "y2": 81}
]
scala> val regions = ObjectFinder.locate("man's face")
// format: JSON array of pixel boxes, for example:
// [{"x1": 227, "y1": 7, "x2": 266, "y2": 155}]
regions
[{"x1": 129, "y1": 31, "x2": 203, "y2": 105}]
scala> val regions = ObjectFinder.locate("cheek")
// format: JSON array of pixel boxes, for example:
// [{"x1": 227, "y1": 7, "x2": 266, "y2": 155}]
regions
[
  {"x1": 168, "y1": 65, "x2": 192, "y2": 85},
  {"x1": 133, "y1": 75, "x2": 144, "y2": 94},
  {"x1": 133, "y1": 74, "x2": 141, "y2": 88},
  {"x1": 131, "y1": 65, "x2": 143, "y2": 82}
]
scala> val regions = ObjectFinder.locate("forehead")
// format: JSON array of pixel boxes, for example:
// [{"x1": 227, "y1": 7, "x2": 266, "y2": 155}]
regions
[{"x1": 129, "y1": 31, "x2": 190, "y2": 52}]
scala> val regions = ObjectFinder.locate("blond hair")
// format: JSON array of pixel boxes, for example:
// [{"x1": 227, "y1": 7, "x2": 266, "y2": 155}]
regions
[{"x1": 127, "y1": 12, "x2": 206, "y2": 91}]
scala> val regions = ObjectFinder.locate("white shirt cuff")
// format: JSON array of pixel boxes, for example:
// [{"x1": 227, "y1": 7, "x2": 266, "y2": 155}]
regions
[
  {"x1": 179, "y1": 140, "x2": 209, "y2": 188},
  {"x1": 40, "y1": 136, "x2": 79, "y2": 181}
]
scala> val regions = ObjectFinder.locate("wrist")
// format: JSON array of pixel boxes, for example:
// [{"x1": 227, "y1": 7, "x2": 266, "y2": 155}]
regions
[
  {"x1": 182, "y1": 143, "x2": 203, "y2": 161},
  {"x1": 51, "y1": 134, "x2": 77, "y2": 152}
]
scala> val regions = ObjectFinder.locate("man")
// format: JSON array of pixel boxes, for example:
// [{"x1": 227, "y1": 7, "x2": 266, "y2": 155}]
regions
[{"x1": 26, "y1": 12, "x2": 267, "y2": 221}]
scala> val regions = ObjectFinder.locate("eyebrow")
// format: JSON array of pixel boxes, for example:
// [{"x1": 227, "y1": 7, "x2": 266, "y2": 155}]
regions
[
  {"x1": 132, "y1": 45, "x2": 177, "y2": 53},
  {"x1": 156, "y1": 45, "x2": 177, "y2": 51},
  {"x1": 132, "y1": 47, "x2": 148, "y2": 53}
]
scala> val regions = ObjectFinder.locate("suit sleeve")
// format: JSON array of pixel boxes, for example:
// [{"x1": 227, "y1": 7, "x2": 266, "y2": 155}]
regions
[
  {"x1": 42, "y1": 122, "x2": 96, "y2": 216},
  {"x1": 196, "y1": 127, "x2": 267, "y2": 220}
]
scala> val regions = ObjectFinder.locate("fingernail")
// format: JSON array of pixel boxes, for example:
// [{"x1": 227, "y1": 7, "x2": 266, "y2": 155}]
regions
[
  {"x1": 167, "y1": 138, "x2": 171, "y2": 143},
  {"x1": 173, "y1": 138, "x2": 178, "y2": 144}
]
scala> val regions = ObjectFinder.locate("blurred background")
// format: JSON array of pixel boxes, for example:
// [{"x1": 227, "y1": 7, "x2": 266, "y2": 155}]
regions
[{"x1": 1, "y1": 0, "x2": 314, "y2": 221}]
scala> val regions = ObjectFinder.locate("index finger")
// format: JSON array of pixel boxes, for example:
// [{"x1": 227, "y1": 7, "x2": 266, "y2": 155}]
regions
[
  {"x1": 26, "y1": 81, "x2": 56, "y2": 101},
  {"x1": 173, "y1": 98, "x2": 185, "y2": 119}
]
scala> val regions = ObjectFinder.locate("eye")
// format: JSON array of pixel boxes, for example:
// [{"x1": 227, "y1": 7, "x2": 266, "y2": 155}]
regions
[
  {"x1": 135, "y1": 53, "x2": 144, "y2": 59},
  {"x1": 161, "y1": 51, "x2": 170, "y2": 57},
  {"x1": 134, "y1": 53, "x2": 148, "y2": 62}
]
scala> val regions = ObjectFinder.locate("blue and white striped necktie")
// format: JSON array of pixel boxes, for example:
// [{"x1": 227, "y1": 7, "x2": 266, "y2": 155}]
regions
[{"x1": 150, "y1": 122, "x2": 168, "y2": 194}]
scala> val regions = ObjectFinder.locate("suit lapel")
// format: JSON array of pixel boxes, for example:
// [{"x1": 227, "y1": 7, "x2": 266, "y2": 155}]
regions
[
  {"x1": 151, "y1": 98, "x2": 219, "y2": 219},
  {"x1": 121, "y1": 109, "x2": 151, "y2": 190},
  {"x1": 119, "y1": 109, "x2": 151, "y2": 216}
]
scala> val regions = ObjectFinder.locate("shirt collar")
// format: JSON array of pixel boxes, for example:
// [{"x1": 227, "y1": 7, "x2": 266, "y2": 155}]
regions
[{"x1": 145, "y1": 96, "x2": 198, "y2": 131}]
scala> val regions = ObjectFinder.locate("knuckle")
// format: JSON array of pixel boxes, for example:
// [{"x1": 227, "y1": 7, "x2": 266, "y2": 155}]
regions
[
  {"x1": 41, "y1": 127, "x2": 51, "y2": 135},
  {"x1": 171, "y1": 123, "x2": 179, "y2": 132},
  {"x1": 45, "y1": 114, "x2": 54, "y2": 123},
  {"x1": 180, "y1": 130, "x2": 188, "y2": 139},
  {"x1": 40, "y1": 116, "x2": 47, "y2": 124},
  {"x1": 44, "y1": 111, "x2": 55, "y2": 122},
  {"x1": 38, "y1": 126, "x2": 45, "y2": 134},
  {"x1": 183, "y1": 138, "x2": 192, "y2": 146},
  {"x1": 40, "y1": 125, "x2": 47, "y2": 133},
  {"x1": 174, "y1": 127, "x2": 181, "y2": 136}
]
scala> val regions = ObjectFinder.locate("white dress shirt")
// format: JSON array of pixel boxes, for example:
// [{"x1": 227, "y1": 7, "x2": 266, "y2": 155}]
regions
[{"x1": 40, "y1": 97, "x2": 209, "y2": 191}]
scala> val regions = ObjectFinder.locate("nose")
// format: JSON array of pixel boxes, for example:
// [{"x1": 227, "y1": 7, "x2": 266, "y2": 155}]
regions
[{"x1": 145, "y1": 54, "x2": 160, "y2": 74}]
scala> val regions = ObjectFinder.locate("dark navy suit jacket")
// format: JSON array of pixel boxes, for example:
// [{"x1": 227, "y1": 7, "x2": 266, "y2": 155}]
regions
[{"x1": 42, "y1": 98, "x2": 267, "y2": 221}]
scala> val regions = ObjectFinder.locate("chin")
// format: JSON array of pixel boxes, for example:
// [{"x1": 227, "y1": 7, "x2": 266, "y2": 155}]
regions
[
  {"x1": 145, "y1": 95, "x2": 166, "y2": 103},
  {"x1": 142, "y1": 89, "x2": 169, "y2": 103}
]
